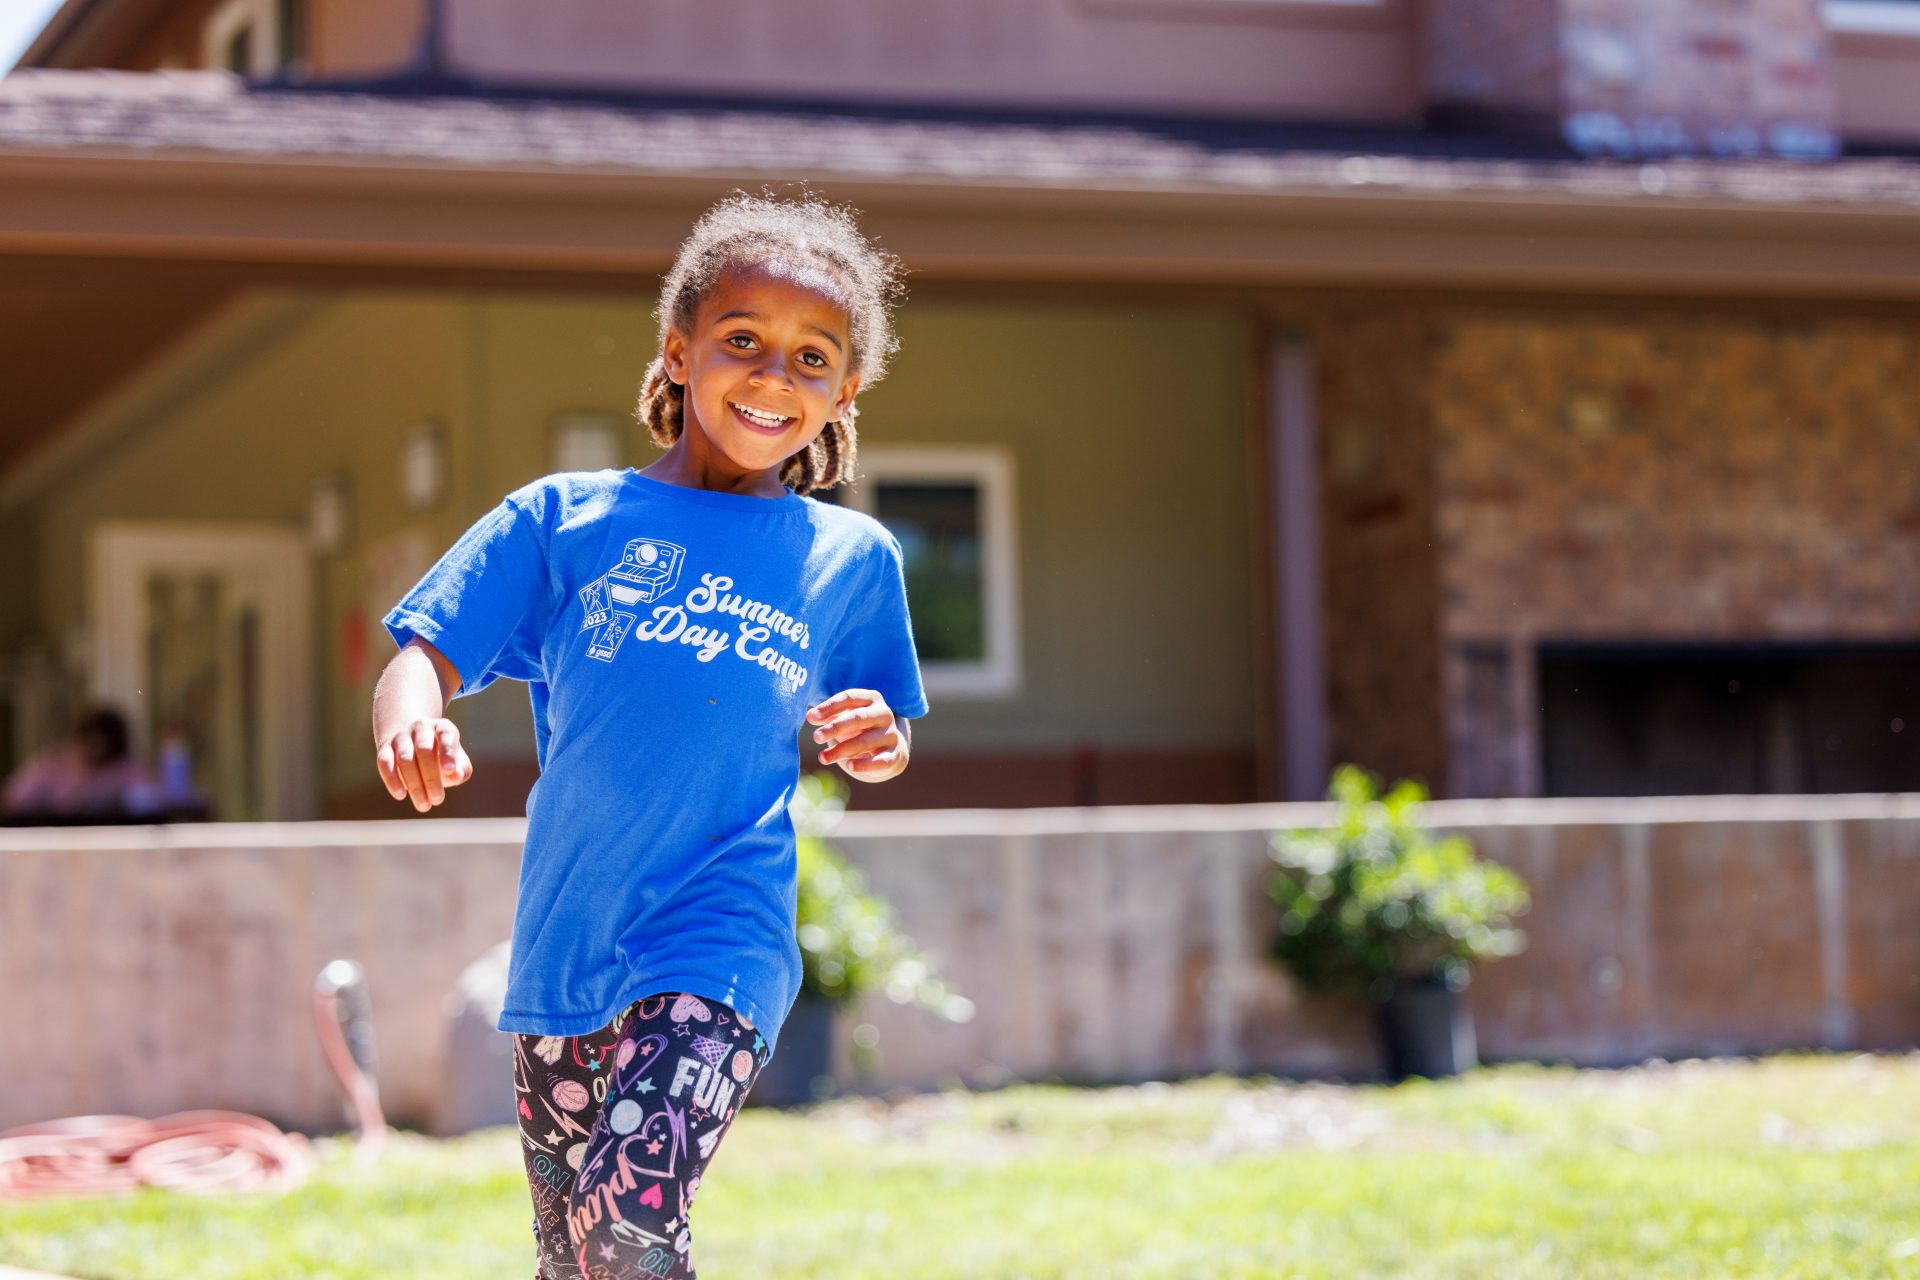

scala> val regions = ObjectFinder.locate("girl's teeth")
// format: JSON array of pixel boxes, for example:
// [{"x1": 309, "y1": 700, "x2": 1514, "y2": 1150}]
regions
[{"x1": 733, "y1": 403, "x2": 788, "y2": 427}]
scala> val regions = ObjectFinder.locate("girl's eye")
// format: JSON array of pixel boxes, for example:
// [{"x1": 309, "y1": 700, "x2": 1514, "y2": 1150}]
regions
[
  {"x1": 799, "y1": 351, "x2": 828, "y2": 368},
  {"x1": 726, "y1": 334, "x2": 756, "y2": 350}
]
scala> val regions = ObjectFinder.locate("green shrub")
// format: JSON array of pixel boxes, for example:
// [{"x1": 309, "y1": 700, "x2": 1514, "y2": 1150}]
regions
[{"x1": 1266, "y1": 764, "x2": 1531, "y2": 1000}]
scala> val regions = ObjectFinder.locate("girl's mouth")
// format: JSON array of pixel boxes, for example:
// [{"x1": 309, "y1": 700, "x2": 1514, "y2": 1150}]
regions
[{"x1": 728, "y1": 401, "x2": 795, "y2": 435}]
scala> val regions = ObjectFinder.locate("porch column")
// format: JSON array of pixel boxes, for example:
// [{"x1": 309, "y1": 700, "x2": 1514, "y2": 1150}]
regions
[{"x1": 1267, "y1": 337, "x2": 1328, "y2": 801}]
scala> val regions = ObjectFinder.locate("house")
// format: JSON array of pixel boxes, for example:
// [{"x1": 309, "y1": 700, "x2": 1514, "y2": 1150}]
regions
[{"x1": 2, "y1": 0, "x2": 1917, "y2": 820}]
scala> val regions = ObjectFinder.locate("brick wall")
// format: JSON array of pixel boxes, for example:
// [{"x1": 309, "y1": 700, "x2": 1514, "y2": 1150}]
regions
[
  {"x1": 1307, "y1": 297, "x2": 1920, "y2": 798},
  {"x1": 1424, "y1": 0, "x2": 1563, "y2": 128},
  {"x1": 1307, "y1": 303, "x2": 1450, "y2": 794},
  {"x1": 1432, "y1": 308, "x2": 1920, "y2": 795}
]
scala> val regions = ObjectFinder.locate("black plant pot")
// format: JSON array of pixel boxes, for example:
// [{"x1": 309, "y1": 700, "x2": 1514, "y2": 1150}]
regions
[
  {"x1": 1373, "y1": 975, "x2": 1477, "y2": 1081},
  {"x1": 746, "y1": 992, "x2": 837, "y2": 1108}
]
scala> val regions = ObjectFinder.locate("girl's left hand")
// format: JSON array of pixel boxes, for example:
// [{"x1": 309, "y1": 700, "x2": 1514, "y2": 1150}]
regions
[{"x1": 806, "y1": 689, "x2": 910, "y2": 782}]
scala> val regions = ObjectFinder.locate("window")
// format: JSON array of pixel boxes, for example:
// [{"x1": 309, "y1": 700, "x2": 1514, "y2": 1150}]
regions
[
  {"x1": 223, "y1": 27, "x2": 251, "y2": 74},
  {"x1": 203, "y1": 0, "x2": 303, "y2": 77},
  {"x1": 1826, "y1": 1, "x2": 1920, "y2": 36},
  {"x1": 837, "y1": 446, "x2": 1020, "y2": 699}
]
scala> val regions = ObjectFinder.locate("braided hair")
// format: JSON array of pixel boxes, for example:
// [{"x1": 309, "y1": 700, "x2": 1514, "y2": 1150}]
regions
[{"x1": 635, "y1": 190, "x2": 906, "y2": 495}]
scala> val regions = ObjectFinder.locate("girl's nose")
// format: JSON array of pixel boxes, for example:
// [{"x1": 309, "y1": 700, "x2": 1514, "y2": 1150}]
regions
[{"x1": 750, "y1": 358, "x2": 794, "y2": 390}]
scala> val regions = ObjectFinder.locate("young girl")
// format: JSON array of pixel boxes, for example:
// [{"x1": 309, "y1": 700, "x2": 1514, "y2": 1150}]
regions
[{"x1": 370, "y1": 192, "x2": 925, "y2": 1280}]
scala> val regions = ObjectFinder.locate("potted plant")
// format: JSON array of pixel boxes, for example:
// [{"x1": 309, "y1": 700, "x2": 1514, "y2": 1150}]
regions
[
  {"x1": 751, "y1": 771, "x2": 973, "y2": 1106},
  {"x1": 1265, "y1": 764, "x2": 1530, "y2": 1081}
]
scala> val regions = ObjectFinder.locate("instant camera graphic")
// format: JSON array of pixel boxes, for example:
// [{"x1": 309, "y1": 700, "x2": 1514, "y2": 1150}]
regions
[{"x1": 579, "y1": 537, "x2": 686, "y2": 662}]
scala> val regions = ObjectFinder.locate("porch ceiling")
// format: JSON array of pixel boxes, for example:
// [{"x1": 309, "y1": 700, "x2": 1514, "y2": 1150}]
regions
[{"x1": 0, "y1": 264, "x2": 232, "y2": 487}]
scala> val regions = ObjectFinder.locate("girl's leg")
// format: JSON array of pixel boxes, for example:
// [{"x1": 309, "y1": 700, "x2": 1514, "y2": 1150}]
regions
[
  {"x1": 514, "y1": 1007, "x2": 635, "y2": 1279},
  {"x1": 563, "y1": 993, "x2": 772, "y2": 1280}
]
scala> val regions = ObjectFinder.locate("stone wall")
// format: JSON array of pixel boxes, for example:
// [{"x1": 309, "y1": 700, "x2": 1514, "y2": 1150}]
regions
[
  {"x1": 1431, "y1": 308, "x2": 1920, "y2": 796},
  {"x1": 3, "y1": 796, "x2": 1917, "y2": 1134},
  {"x1": 1305, "y1": 303, "x2": 1450, "y2": 795}
]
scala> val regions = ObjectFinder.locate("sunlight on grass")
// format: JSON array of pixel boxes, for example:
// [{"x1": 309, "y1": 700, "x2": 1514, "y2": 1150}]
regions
[{"x1": 4, "y1": 1053, "x2": 1919, "y2": 1279}]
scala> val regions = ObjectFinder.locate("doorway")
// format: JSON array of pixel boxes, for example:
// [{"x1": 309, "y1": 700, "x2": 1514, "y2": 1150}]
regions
[{"x1": 88, "y1": 523, "x2": 315, "y2": 821}]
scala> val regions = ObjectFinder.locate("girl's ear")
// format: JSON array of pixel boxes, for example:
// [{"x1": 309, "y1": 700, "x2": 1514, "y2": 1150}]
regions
[
  {"x1": 661, "y1": 327, "x2": 688, "y2": 385},
  {"x1": 830, "y1": 373, "x2": 862, "y2": 423}
]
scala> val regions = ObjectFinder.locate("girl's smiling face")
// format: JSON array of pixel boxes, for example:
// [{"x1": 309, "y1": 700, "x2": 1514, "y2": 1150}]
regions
[{"x1": 660, "y1": 265, "x2": 861, "y2": 493}]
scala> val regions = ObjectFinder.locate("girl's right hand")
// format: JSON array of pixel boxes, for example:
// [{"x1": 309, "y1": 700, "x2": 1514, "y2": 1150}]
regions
[{"x1": 375, "y1": 718, "x2": 473, "y2": 812}]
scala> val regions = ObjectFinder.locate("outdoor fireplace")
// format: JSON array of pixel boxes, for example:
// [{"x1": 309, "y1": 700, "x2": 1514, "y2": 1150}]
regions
[{"x1": 1537, "y1": 641, "x2": 1918, "y2": 797}]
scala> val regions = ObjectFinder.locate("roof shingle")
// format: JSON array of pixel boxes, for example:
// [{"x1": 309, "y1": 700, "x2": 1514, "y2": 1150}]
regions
[{"x1": 4, "y1": 69, "x2": 1920, "y2": 211}]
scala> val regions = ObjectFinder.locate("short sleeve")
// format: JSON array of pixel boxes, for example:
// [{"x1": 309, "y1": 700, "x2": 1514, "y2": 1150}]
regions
[
  {"x1": 824, "y1": 533, "x2": 930, "y2": 720},
  {"x1": 382, "y1": 497, "x2": 551, "y2": 697}
]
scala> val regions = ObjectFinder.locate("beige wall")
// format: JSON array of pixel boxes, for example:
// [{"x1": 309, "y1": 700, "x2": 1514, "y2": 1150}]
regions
[
  {"x1": 442, "y1": 0, "x2": 1422, "y2": 123},
  {"x1": 27, "y1": 292, "x2": 483, "y2": 805},
  {"x1": 0, "y1": 512, "x2": 38, "y2": 646},
  {"x1": 23, "y1": 287, "x2": 1257, "y2": 811}
]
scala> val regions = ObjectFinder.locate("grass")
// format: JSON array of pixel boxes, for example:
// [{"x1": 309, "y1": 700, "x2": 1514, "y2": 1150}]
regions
[{"x1": 5, "y1": 1051, "x2": 1920, "y2": 1279}]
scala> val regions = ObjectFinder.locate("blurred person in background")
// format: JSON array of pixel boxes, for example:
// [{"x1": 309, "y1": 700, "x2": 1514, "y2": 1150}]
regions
[{"x1": 1, "y1": 705, "x2": 164, "y2": 823}]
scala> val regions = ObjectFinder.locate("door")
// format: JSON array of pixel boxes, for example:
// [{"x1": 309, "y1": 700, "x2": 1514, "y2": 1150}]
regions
[{"x1": 89, "y1": 523, "x2": 314, "y2": 821}]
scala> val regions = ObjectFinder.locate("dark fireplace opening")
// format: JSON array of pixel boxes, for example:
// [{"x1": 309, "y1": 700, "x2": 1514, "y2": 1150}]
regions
[{"x1": 1538, "y1": 641, "x2": 1918, "y2": 797}]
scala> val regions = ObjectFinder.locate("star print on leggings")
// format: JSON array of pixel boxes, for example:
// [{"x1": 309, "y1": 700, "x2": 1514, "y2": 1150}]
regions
[{"x1": 512, "y1": 992, "x2": 773, "y2": 1280}]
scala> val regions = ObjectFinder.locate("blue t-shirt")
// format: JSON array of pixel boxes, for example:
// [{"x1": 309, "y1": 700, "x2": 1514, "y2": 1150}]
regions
[{"x1": 382, "y1": 469, "x2": 928, "y2": 1049}]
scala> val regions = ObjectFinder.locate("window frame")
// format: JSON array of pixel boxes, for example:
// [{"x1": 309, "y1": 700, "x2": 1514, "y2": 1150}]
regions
[
  {"x1": 202, "y1": 0, "x2": 280, "y2": 76},
  {"x1": 838, "y1": 444, "x2": 1022, "y2": 700},
  {"x1": 1826, "y1": 1, "x2": 1920, "y2": 38}
]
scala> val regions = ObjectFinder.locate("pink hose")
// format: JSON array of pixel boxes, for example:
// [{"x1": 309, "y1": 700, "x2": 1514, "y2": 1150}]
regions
[{"x1": 0, "y1": 973, "x2": 386, "y2": 1200}]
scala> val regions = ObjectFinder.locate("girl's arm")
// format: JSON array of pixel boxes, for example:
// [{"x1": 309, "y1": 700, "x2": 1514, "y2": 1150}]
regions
[
  {"x1": 371, "y1": 636, "x2": 475, "y2": 812},
  {"x1": 806, "y1": 689, "x2": 910, "y2": 783}
]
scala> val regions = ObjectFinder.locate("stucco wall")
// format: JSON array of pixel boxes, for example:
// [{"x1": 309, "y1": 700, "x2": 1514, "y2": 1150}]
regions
[
  {"x1": 0, "y1": 511, "x2": 37, "y2": 647},
  {"x1": 442, "y1": 0, "x2": 1421, "y2": 123},
  {"x1": 23, "y1": 288, "x2": 1256, "y2": 813}
]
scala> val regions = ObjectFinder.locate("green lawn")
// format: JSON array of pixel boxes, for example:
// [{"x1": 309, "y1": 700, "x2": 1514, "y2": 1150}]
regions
[{"x1": 5, "y1": 1052, "x2": 1920, "y2": 1279}]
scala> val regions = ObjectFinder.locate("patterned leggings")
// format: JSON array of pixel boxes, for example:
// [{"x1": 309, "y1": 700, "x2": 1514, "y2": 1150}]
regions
[{"x1": 514, "y1": 992, "x2": 772, "y2": 1280}]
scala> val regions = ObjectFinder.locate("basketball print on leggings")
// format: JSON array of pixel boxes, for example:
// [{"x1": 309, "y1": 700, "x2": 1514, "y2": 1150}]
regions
[{"x1": 514, "y1": 992, "x2": 771, "y2": 1280}]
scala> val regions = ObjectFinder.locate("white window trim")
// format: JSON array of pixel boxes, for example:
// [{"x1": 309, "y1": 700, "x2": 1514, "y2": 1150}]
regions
[
  {"x1": 1827, "y1": 1, "x2": 1920, "y2": 37},
  {"x1": 89, "y1": 521, "x2": 315, "y2": 820},
  {"x1": 840, "y1": 445, "x2": 1021, "y2": 700},
  {"x1": 203, "y1": 0, "x2": 279, "y2": 75}
]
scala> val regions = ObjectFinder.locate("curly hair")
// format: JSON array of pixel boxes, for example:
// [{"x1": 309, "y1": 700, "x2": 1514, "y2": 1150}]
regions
[{"x1": 635, "y1": 190, "x2": 907, "y2": 495}]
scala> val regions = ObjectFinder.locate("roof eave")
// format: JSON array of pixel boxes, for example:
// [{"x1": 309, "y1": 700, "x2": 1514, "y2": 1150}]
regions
[
  {"x1": 17, "y1": 0, "x2": 152, "y2": 71},
  {"x1": 2, "y1": 145, "x2": 1919, "y2": 299}
]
